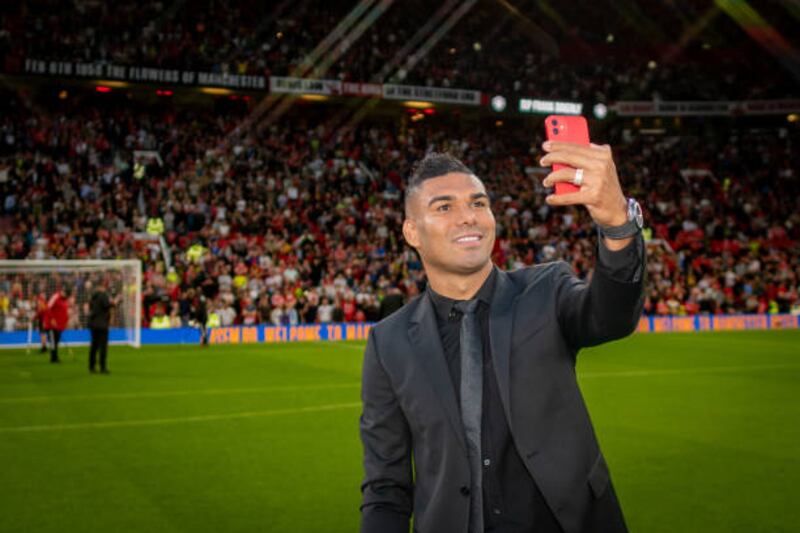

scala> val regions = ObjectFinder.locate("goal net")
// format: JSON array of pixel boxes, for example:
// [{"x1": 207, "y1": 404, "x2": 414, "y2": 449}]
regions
[{"x1": 0, "y1": 260, "x2": 142, "y2": 348}]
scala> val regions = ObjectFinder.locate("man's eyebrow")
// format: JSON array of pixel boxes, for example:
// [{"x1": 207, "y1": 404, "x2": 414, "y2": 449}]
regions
[
  {"x1": 427, "y1": 192, "x2": 489, "y2": 207},
  {"x1": 428, "y1": 194, "x2": 455, "y2": 206}
]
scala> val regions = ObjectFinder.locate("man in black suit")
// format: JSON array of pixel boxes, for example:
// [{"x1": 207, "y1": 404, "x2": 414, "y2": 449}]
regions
[{"x1": 359, "y1": 144, "x2": 645, "y2": 533}]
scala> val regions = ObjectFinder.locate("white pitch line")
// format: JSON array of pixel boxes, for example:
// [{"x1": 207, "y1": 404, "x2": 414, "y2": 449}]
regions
[
  {"x1": 313, "y1": 341, "x2": 366, "y2": 350},
  {"x1": 0, "y1": 382, "x2": 360, "y2": 404},
  {"x1": 578, "y1": 363, "x2": 800, "y2": 378},
  {"x1": 0, "y1": 402, "x2": 362, "y2": 434},
  {"x1": 2, "y1": 363, "x2": 796, "y2": 407},
  {"x1": 331, "y1": 342, "x2": 800, "y2": 377}
]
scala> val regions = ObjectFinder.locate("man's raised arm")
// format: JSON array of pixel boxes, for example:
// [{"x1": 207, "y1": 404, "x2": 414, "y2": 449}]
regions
[{"x1": 540, "y1": 141, "x2": 646, "y2": 348}]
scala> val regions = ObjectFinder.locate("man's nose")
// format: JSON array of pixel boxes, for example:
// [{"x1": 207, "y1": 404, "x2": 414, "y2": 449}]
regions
[{"x1": 456, "y1": 203, "x2": 478, "y2": 225}]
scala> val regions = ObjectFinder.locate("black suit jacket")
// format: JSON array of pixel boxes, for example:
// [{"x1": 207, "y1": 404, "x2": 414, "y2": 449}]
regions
[{"x1": 360, "y1": 244, "x2": 645, "y2": 533}]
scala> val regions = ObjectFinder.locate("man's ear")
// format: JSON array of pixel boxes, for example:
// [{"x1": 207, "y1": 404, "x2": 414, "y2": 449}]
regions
[{"x1": 402, "y1": 218, "x2": 420, "y2": 248}]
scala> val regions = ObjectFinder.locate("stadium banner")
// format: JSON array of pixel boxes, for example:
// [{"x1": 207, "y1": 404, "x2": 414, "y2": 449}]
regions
[
  {"x1": 613, "y1": 101, "x2": 731, "y2": 116},
  {"x1": 635, "y1": 313, "x2": 800, "y2": 333},
  {"x1": 22, "y1": 58, "x2": 268, "y2": 89},
  {"x1": 613, "y1": 99, "x2": 800, "y2": 117},
  {"x1": 0, "y1": 323, "x2": 373, "y2": 348},
  {"x1": 342, "y1": 81, "x2": 383, "y2": 97},
  {"x1": 739, "y1": 99, "x2": 800, "y2": 115},
  {"x1": 269, "y1": 76, "x2": 342, "y2": 95},
  {"x1": 268, "y1": 77, "x2": 382, "y2": 97},
  {"x1": 518, "y1": 98, "x2": 583, "y2": 115},
  {"x1": 382, "y1": 84, "x2": 482, "y2": 105},
  {"x1": 208, "y1": 322, "x2": 371, "y2": 344}
]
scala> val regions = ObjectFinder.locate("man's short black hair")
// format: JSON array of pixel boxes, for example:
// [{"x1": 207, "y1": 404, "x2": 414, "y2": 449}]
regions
[{"x1": 405, "y1": 152, "x2": 476, "y2": 215}]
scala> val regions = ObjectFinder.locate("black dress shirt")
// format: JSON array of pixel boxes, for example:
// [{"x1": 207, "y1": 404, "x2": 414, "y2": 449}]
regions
[{"x1": 425, "y1": 237, "x2": 643, "y2": 532}]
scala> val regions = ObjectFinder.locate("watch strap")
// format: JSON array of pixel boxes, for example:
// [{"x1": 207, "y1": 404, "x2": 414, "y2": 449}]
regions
[{"x1": 599, "y1": 219, "x2": 641, "y2": 240}]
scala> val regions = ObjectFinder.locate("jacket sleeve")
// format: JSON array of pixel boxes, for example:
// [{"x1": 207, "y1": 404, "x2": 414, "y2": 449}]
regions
[
  {"x1": 359, "y1": 328, "x2": 413, "y2": 533},
  {"x1": 555, "y1": 233, "x2": 646, "y2": 350}
]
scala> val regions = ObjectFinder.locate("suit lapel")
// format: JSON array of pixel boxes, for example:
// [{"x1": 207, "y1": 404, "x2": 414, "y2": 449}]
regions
[
  {"x1": 409, "y1": 293, "x2": 467, "y2": 454},
  {"x1": 489, "y1": 269, "x2": 516, "y2": 428}
]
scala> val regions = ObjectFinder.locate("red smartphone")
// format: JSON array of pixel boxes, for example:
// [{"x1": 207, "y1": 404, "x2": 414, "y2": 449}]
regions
[{"x1": 544, "y1": 115, "x2": 590, "y2": 195}]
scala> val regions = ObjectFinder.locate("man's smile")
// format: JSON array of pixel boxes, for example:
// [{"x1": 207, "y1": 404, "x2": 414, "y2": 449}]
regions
[{"x1": 453, "y1": 233, "x2": 484, "y2": 246}]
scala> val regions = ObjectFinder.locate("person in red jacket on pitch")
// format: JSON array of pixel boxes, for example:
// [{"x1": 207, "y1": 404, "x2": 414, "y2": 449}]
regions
[{"x1": 47, "y1": 288, "x2": 71, "y2": 363}]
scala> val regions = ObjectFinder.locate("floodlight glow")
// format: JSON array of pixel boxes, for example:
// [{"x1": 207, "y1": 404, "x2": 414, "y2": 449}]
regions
[
  {"x1": 593, "y1": 103, "x2": 608, "y2": 120},
  {"x1": 300, "y1": 94, "x2": 329, "y2": 101},
  {"x1": 200, "y1": 87, "x2": 233, "y2": 96},
  {"x1": 491, "y1": 95, "x2": 507, "y2": 112}
]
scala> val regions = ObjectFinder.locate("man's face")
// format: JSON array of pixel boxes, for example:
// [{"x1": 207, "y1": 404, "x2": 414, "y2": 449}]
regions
[{"x1": 403, "y1": 172, "x2": 496, "y2": 276}]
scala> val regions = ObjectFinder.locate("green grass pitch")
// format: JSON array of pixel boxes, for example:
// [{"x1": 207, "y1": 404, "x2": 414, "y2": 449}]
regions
[{"x1": 1, "y1": 330, "x2": 798, "y2": 532}]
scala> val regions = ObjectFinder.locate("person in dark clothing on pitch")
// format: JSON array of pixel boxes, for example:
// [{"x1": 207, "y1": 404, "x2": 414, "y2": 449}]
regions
[
  {"x1": 195, "y1": 295, "x2": 209, "y2": 346},
  {"x1": 88, "y1": 283, "x2": 115, "y2": 373}
]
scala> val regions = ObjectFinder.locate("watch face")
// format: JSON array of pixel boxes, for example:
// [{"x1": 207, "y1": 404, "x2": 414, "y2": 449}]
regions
[{"x1": 628, "y1": 198, "x2": 644, "y2": 229}]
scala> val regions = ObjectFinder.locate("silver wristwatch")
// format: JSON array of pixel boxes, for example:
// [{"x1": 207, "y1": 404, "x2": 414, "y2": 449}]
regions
[{"x1": 599, "y1": 198, "x2": 643, "y2": 240}]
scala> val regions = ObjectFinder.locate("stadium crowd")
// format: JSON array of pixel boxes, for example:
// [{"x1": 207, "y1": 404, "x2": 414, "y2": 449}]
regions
[
  {"x1": 2, "y1": 0, "x2": 797, "y2": 101},
  {"x1": 0, "y1": 85, "x2": 798, "y2": 332}
]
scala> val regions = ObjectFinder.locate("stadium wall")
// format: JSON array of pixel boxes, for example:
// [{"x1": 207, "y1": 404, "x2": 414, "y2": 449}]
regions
[
  {"x1": 1, "y1": 315, "x2": 798, "y2": 348},
  {"x1": 0, "y1": 322, "x2": 373, "y2": 348}
]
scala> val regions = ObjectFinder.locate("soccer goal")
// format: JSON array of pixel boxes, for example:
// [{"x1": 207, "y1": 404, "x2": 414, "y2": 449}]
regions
[{"x1": 0, "y1": 260, "x2": 142, "y2": 348}]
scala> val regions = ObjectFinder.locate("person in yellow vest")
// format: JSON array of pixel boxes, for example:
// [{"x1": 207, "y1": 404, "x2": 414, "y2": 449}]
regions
[
  {"x1": 134, "y1": 160, "x2": 146, "y2": 180},
  {"x1": 187, "y1": 242, "x2": 207, "y2": 263},
  {"x1": 166, "y1": 267, "x2": 179, "y2": 285},
  {"x1": 206, "y1": 306, "x2": 221, "y2": 329},
  {"x1": 146, "y1": 215, "x2": 164, "y2": 236},
  {"x1": 150, "y1": 304, "x2": 171, "y2": 329}
]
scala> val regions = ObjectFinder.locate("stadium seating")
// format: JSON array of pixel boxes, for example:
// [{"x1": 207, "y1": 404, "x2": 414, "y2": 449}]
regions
[
  {"x1": 0, "y1": 82, "x2": 798, "y2": 330},
  {"x1": 2, "y1": 0, "x2": 797, "y2": 100}
]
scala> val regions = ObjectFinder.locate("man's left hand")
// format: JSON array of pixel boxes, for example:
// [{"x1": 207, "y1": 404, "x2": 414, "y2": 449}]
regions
[{"x1": 540, "y1": 141, "x2": 628, "y2": 227}]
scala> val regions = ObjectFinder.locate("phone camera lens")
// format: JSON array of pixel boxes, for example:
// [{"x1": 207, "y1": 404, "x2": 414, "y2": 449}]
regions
[
  {"x1": 552, "y1": 128, "x2": 559, "y2": 135},
  {"x1": 551, "y1": 119, "x2": 558, "y2": 126}
]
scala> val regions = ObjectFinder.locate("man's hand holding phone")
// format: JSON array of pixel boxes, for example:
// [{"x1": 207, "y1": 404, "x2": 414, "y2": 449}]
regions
[
  {"x1": 540, "y1": 115, "x2": 631, "y2": 250},
  {"x1": 540, "y1": 116, "x2": 627, "y2": 224}
]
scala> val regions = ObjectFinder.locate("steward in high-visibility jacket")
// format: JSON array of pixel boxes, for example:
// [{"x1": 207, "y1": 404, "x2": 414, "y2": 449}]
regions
[
  {"x1": 206, "y1": 311, "x2": 221, "y2": 328},
  {"x1": 146, "y1": 216, "x2": 164, "y2": 236},
  {"x1": 150, "y1": 314, "x2": 171, "y2": 329}
]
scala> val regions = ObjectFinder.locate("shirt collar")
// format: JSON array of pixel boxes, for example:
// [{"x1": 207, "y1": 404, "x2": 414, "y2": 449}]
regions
[{"x1": 427, "y1": 266, "x2": 498, "y2": 322}]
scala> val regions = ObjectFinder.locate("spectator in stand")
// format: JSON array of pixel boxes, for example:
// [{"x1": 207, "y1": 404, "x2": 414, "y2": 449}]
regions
[
  {"x1": 378, "y1": 286, "x2": 405, "y2": 319},
  {"x1": 169, "y1": 301, "x2": 183, "y2": 328},
  {"x1": 317, "y1": 297, "x2": 334, "y2": 324},
  {"x1": 150, "y1": 304, "x2": 171, "y2": 329},
  {"x1": 298, "y1": 291, "x2": 319, "y2": 324},
  {"x1": 218, "y1": 299, "x2": 237, "y2": 327},
  {"x1": 270, "y1": 302, "x2": 284, "y2": 326},
  {"x1": 0, "y1": 86, "x2": 797, "y2": 326},
  {"x1": 282, "y1": 302, "x2": 299, "y2": 326}
]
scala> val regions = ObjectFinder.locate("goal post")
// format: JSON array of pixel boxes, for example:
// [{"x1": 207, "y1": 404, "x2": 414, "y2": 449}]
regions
[{"x1": 0, "y1": 260, "x2": 142, "y2": 348}]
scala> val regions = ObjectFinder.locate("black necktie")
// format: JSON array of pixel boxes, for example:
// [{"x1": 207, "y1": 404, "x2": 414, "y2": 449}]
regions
[{"x1": 454, "y1": 299, "x2": 483, "y2": 533}]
